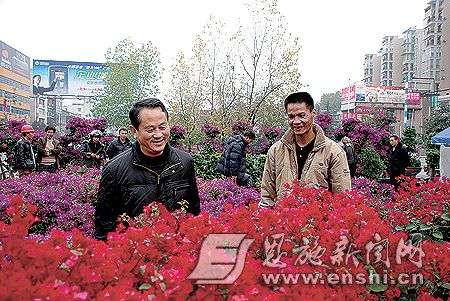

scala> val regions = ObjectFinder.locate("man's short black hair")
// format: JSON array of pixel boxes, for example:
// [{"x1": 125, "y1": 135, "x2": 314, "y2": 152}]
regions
[
  {"x1": 284, "y1": 92, "x2": 315, "y2": 112},
  {"x1": 390, "y1": 134, "x2": 400, "y2": 141},
  {"x1": 244, "y1": 130, "x2": 256, "y2": 140},
  {"x1": 129, "y1": 98, "x2": 169, "y2": 130},
  {"x1": 118, "y1": 127, "x2": 128, "y2": 133},
  {"x1": 45, "y1": 125, "x2": 56, "y2": 132},
  {"x1": 33, "y1": 75, "x2": 41, "y2": 81}
]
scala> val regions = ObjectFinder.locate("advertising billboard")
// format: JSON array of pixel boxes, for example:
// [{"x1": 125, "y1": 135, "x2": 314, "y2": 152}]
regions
[
  {"x1": 341, "y1": 84, "x2": 365, "y2": 103},
  {"x1": 364, "y1": 86, "x2": 405, "y2": 103},
  {"x1": 0, "y1": 40, "x2": 31, "y2": 79},
  {"x1": 32, "y1": 59, "x2": 110, "y2": 96}
]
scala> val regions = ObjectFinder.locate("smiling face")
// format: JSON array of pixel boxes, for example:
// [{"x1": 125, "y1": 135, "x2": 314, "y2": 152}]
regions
[
  {"x1": 287, "y1": 102, "x2": 316, "y2": 138},
  {"x1": 46, "y1": 129, "x2": 55, "y2": 140},
  {"x1": 130, "y1": 107, "x2": 170, "y2": 157}
]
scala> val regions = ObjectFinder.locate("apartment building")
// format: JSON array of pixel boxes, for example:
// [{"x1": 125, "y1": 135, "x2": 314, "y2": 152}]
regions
[
  {"x1": 363, "y1": 54, "x2": 381, "y2": 86},
  {"x1": 380, "y1": 36, "x2": 404, "y2": 86},
  {"x1": 0, "y1": 41, "x2": 31, "y2": 122},
  {"x1": 440, "y1": 0, "x2": 450, "y2": 96},
  {"x1": 421, "y1": 0, "x2": 444, "y2": 90}
]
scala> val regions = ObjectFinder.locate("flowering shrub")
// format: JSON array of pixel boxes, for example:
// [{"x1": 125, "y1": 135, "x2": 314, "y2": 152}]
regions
[
  {"x1": 200, "y1": 123, "x2": 221, "y2": 139},
  {"x1": 59, "y1": 117, "x2": 111, "y2": 167},
  {"x1": 315, "y1": 113, "x2": 333, "y2": 137},
  {"x1": 169, "y1": 124, "x2": 186, "y2": 149},
  {"x1": 198, "y1": 178, "x2": 259, "y2": 218},
  {"x1": 0, "y1": 119, "x2": 45, "y2": 166},
  {"x1": 0, "y1": 179, "x2": 449, "y2": 300},
  {"x1": 263, "y1": 127, "x2": 281, "y2": 142},
  {"x1": 231, "y1": 120, "x2": 252, "y2": 135},
  {"x1": 0, "y1": 166, "x2": 101, "y2": 236},
  {"x1": 386, "y1": 177, "x2": 450, "y2": 243}
]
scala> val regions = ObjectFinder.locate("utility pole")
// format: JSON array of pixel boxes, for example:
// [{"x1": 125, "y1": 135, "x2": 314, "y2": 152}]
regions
[{"x1": 404, "y1": 75, "x2": 408, "y2": 129}]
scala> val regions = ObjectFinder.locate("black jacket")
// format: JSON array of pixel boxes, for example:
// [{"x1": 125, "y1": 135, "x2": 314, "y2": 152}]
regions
[
  {"x1": 95, "y1": 142, "x2": 201, "y2": 240},
  {"x1": 343, "y1": 144, "x2": 356, "y2": 165},
  {"x1": 82, "y1": 141, "x2": 105, "y2": 169},
  {"x1": 389, "y1": 143, "x2": 410, "y2": 177},
  {"x1": 15, "y1": 138, "x2": 36, "y2": 171},
  {"x1": 216, "y1": 135, "x2": 247, "y2": 178},
  {"x1": 106, "y1": 137, "x2": 131, "y2": 159}
]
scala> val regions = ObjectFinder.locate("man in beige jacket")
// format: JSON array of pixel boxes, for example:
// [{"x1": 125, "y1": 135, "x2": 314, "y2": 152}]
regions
[{"x1": 259, "y1": 92, "x2": 351, "y2": 208}]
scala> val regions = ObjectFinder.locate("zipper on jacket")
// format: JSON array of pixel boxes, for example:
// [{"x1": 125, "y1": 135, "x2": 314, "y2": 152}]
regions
[{"x1": 133, "y1": 162, "x2": 181, "y2": 185}]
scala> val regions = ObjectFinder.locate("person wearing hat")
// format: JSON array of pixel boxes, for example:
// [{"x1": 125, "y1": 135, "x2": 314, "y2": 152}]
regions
[
  {"x1": 82, "y1": 130, "x2": 106, "y2": 169},
  {"x1": 15, "y1": 124, "x2": 36, "y2": 176}
]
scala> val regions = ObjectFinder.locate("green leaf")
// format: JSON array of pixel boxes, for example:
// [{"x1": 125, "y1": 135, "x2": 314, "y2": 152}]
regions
[
  {"x1": 419, "y1": 224, "x2": 431, "y2": 231},
  {"x1": 432, "y1": 231, "x2": 443, "y2": 240},
  {"x1": 300, "y1": 227, "x2": 309, "y2": 233},
  {"x1": 366, "y1": 283, "x2": 388, "y2": 292},
  {"x1": 139, "y1": 265, "x2": 146, "y2": 276},
  {"x1": 395, "y1": 225, "x2": 404, "y2": 231},
  {"x1": 441, "y1": 213, "x2": 450, "y2": 221},
  {"x1": 405, "y1": 224, "x2": 416, "y2": 231},
  {"x1": 441, "y1": 283, "x2": 450, "y2": 289},
  {"x1": 138, "y1": 283, "x2": 152, "y2": 291}
]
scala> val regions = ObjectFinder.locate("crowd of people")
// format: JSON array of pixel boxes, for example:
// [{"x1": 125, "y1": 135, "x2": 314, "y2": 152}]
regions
[{"x1": 8, "y1": 92, "x2": 412, "y2": 240}]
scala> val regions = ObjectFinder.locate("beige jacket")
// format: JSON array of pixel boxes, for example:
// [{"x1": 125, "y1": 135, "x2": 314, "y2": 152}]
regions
[{"x1": 259, "y1": 124, "x2": 351, "y2": 207}]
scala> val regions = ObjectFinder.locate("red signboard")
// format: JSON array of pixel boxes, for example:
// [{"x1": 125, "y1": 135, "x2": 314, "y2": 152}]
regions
[{"x1": 407, "y1": 92, "x2": 420, "y2": 105}]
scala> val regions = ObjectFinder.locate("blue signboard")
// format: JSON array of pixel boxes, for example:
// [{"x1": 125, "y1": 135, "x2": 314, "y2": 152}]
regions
[{"x1": 32, "y1": 59, "x2": 110, "y2": 96}]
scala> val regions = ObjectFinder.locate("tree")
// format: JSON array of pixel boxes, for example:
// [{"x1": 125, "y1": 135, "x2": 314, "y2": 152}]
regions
[
  {"x1": 166, "y1": 0, "x2": 302, "y2": 135},
  {"x1": 420, "y1": 102, "x2": 450, "y2": 174},
  {"x1": 92, "y1": 38, "x2": 161, "y2": 128},
  {"x1": 317, "y1": 91, "x2": 342, "y2": 116}
]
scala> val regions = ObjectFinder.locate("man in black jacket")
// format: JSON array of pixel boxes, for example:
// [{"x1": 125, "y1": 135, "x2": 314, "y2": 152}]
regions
[
  {"x1": 216, "y1": 130, "x2": 255, "y2": 187},
  {"x1": 15, "y1": 124, "x2": 36, "y2": 176},
  {"x1": 106, "y1": 128, "x2": 131, "y2": 159},
  {"x1": 389, "y1": 134, "x2": 410, "y2": 188},
  {"x1": 95, "y1": 98, "x2": 201, "y2": 240}
]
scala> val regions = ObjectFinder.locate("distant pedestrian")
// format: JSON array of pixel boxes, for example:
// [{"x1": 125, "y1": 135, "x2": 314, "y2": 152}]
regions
[
  {"x1": 388, "y1": 134, "x2": 410, "y2": 188},
  {"x1": 341, "y1": 136, "x2": 357, "y2": 178},
  {"x1": 82, "y1": 130, "x2": 106, "y2": 169},
  {"x1": 15, "y1": 124, "x2": 36, "y2": 176},
  {"x1": 107, "y1": 127, "x2": 131, "y2": 159},
  {"x1": 36, "y1": 125, "x2": 61, "y2": 173},
  {"x1": 216, "y1": 131, "x2": 256, "y2": 187}
]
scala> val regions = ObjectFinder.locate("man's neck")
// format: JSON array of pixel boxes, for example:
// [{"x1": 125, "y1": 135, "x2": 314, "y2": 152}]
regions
[
  {"x1": 120, "y1": 138, "x2": 126, "y2": 143},
  {"x1": 295, "y1": 131, "x2": 315, "y2": 147}
]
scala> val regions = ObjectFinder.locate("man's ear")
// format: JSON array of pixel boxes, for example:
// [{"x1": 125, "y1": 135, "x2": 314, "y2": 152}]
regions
[{"x1": 130, "y1": 125, "x2": 138, "y2": 139}]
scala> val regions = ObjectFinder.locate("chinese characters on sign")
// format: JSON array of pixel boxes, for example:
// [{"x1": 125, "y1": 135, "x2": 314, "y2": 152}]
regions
[{"x1": 262, "y1": 233, "x2": 425, "y2": 269}]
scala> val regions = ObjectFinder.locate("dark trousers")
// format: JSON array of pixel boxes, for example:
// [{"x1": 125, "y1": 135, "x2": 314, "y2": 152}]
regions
[
  {"x1": 349, "y1": 163, "x2": 356, "y2": 178},
  {"x1": 236, "y1": 173, "x2": 255, "y2": 188},
  {"x1": 39, "y1": 163, "x2": 58, "y2": 173}
]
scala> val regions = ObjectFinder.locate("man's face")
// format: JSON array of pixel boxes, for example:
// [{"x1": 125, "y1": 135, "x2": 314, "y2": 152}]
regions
[
  {"x1": 92, "y1": 136, "x2": 100, "y2": 143},
  {"x1": 130, "y1": 107, "x2": 170, "y2": 157},
  {"x1": 389, "y1": 137, "x2": 398, "y2": 147},
  {"x1": 46, "y1": 130, "x2": 55, "y2": 139},
  {"x1": 25, "y1": 131, "x2": 35, "y2": 140},
  {"x1": 245, "y1": 137, "x2": 254, "y2": 144},
  {"x1": 119, "y1": 130, "x2": 128, "y2": 141},
  {"x1": 287, "y1": 102, "x2": 316, "y2": 137}
]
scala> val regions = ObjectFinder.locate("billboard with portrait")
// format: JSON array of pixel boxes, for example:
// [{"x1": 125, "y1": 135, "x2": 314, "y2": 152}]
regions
[{"x1": 32, "y1": 59, "x2": 110, "y2": 96}]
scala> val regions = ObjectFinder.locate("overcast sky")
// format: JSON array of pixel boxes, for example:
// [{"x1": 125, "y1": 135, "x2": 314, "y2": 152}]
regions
[{"x1": 1, "y1": 0, "x2": 426, "y2": 103}]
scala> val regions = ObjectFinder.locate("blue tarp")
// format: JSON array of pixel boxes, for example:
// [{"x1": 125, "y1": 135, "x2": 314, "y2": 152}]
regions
[{"x1": 432, "y1": 127, "x2": 450, "y2": 145}]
